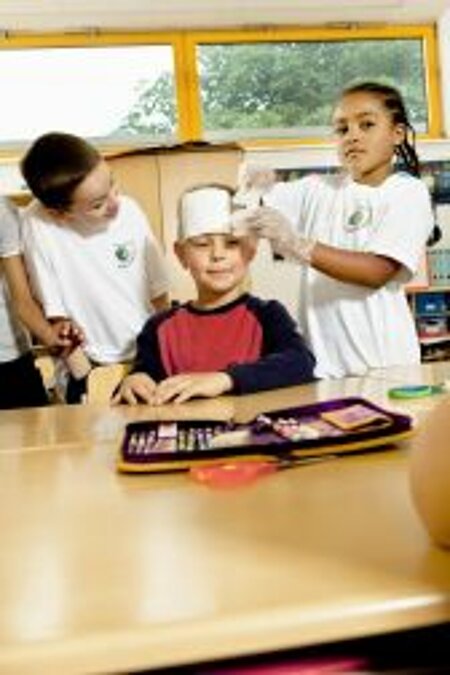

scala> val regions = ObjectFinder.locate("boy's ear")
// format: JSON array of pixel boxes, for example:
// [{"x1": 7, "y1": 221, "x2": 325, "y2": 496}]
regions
[
  {"x1": 243, "y1": 235, "x2": 259, "y2": 263},
  {"x1": 174, "y1": 241, "x2": 189, "y2": 269}
]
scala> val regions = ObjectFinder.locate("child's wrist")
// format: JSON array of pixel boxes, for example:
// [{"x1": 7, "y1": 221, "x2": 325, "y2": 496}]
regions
[
  {"x1": 293, "y1": 237, "x2": 316, "y2": 265},
  {"x1": 219, "y1": 372, "x2": 234, "y2": 393},
  {"x1": 41, "y1": 325, "x2": 61, "y2": 349}
]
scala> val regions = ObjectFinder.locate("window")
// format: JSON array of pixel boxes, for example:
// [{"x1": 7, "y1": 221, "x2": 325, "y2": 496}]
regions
[
  {"x1": 197, "y1": 39, "x2": 426, "y2": 140},
  {"x1": 0, "y1": 38, "x2": 178, "y2": 150},
  {"x1": 0, "y1": 25, "x2": 440, "y2": 157},
  {"x1": 186, "y1": 25, "x2": 439, "y2": 143}
]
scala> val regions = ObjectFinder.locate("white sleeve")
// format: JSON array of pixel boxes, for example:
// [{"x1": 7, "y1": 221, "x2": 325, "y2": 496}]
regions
[
  {"x1": 0, "y1": 198, "x2": 22, "y2": 257},
  {"x1": 366, "y1": 177, "x2": 434, "y2": 278},
  {"x1": 263, "y1": 175, "x2": 316, "y2": 236},
  {"x1": 21, "y1": 216, "x2": 67, "y2": 318}
]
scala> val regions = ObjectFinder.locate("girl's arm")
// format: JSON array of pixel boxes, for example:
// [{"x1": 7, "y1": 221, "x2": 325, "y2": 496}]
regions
[
  {"x1": 310, "y1": 242, "x2": 401, "y2": 288},
  {"x1": 235, "y1": 205, "x2": 401, "y2": 289},
  {"x1": 234, "y1": 165, "x2": 430, "y2": 290}
]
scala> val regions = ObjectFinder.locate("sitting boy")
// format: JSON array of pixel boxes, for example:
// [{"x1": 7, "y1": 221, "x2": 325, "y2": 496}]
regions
[
  {"x1": 113, "y1": 184, "x2": 316, "y2": 405},
  {"x1": 20, "y1": 132, "x2": 170, "y2": 402}
]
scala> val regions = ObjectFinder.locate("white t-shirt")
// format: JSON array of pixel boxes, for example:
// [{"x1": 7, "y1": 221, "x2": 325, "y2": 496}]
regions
[
  {"x1": 22, "y1": 195, "x2": 169, "y2": 364},
  {"x1": 265, "y1": 172, "x2": 434, "y2": 378},
  {"x1": 0, "y1": 199, "x2": 30, "y2": 362}
]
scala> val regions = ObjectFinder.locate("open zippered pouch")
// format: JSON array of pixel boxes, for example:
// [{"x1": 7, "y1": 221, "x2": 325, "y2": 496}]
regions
[{"x1": 116, "y1": 396, "x2": 414, "y2": 474}]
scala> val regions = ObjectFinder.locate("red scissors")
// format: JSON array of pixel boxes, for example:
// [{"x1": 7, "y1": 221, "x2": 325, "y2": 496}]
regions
[{"x1": 190, "y1": 455, "x2": 334, "y2": 488}]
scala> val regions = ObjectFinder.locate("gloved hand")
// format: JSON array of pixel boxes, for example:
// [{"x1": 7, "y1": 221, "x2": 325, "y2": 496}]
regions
[
  {"x1": 233, "y1": 162, "x2": 277, "y2": 208},
  {"x1": 231, "y1": 205, "x2": 316, "y2": 264}
]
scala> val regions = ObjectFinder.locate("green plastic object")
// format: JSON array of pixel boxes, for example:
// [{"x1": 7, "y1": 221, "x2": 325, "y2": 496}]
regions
[{"x1": 388, "y1": 384, "x2": 439, "y2": 399}]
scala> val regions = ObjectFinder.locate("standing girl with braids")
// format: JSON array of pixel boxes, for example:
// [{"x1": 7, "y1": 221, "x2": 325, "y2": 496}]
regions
[{"x1": 235, "y1": 82, "x2": 434, "y2": 378}]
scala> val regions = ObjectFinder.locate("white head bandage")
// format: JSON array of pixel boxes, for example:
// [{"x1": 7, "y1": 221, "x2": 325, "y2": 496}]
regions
[{"x1": 179, "y1": 186, "x2": 234, "y2": 239}]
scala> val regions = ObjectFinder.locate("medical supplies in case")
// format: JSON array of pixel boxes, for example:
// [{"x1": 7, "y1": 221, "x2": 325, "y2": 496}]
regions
[{"x1": 117, "y1": 397, "x2": 414, "y2": 474}]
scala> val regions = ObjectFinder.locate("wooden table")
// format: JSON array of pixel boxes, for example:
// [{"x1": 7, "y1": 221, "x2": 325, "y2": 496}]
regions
[{"x1": 0, "y1": 364, "x2": 449, "y2": 674}]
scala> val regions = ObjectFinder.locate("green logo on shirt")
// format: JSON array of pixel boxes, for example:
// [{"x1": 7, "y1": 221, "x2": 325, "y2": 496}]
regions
[
  {"x1": 114, "y1": 241, "x2": 136, "y2": 267},
  {"x1": 346, "y1": 205, "x2": 373, "y2": 231}
]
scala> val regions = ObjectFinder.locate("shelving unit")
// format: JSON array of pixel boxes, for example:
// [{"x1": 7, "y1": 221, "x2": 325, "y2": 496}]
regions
[{"x1": 407, "y1": 286, "x2": 450, "y2": 362}]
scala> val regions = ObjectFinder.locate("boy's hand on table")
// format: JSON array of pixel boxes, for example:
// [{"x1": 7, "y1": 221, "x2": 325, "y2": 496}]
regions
[
  {"x1": 153, "y1": 372, "x2": 233, "y2": 405},
  {"x1": 111, "y1": 373, "x2": 158, "y2": 405}
]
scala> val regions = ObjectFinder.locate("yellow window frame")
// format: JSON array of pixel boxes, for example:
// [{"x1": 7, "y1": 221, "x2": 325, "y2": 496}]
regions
[
  {"x1": 181, "y1": 24, "x2": 441, "y2": 145},
  {"x1": 0, "y1": 24, "x2": 441, "y2": 153}
]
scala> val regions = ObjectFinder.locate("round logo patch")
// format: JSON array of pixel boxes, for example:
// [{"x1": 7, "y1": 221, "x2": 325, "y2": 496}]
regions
[
  {"x1": 114, "y1": 241, "x2": 136, "y2": 267},
  {"x1": 345, "y1": 204, "x2": 373, "y2": 231}
]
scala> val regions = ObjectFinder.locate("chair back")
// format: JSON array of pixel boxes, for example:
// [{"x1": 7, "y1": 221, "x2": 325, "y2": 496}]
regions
[{"x1": 86, "y1": 363, "x2": 130, "y2": 403}]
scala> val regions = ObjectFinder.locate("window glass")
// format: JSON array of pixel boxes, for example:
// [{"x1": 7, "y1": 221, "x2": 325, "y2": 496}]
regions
[
  {"x1": 197, "y1": 39, "x2": 428, "y2": 140},
  {"x1": 0, "y1": 44, "x2": 176, "y2": 148}
]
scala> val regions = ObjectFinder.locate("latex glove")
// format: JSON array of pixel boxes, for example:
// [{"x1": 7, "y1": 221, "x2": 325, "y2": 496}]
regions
[
  {"x1": 232, "y1": 205, "x2": 315, "y2": 264},
  {"x1": 233, "y1": 162, "x2": 277, "y2": 208}
]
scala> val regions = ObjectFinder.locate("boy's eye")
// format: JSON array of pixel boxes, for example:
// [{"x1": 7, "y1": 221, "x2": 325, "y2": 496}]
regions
[
  {"x1": 224, "y1": 237, "x2": 241, "y2": 246},
  {"x1": 84, "y1": 196, "x2": 108, "y2": 212},
  {"x1": 334, "y1": 124, "x2": 348, "y2": 137},
  {"x1": 190, "y1": 238, "x2": 209, "y2": 248}
]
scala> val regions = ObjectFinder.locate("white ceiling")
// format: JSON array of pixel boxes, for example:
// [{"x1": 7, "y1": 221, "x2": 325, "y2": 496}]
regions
[{"x1": 0, "y1": 0, "x2": 449, "y2": 33}]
